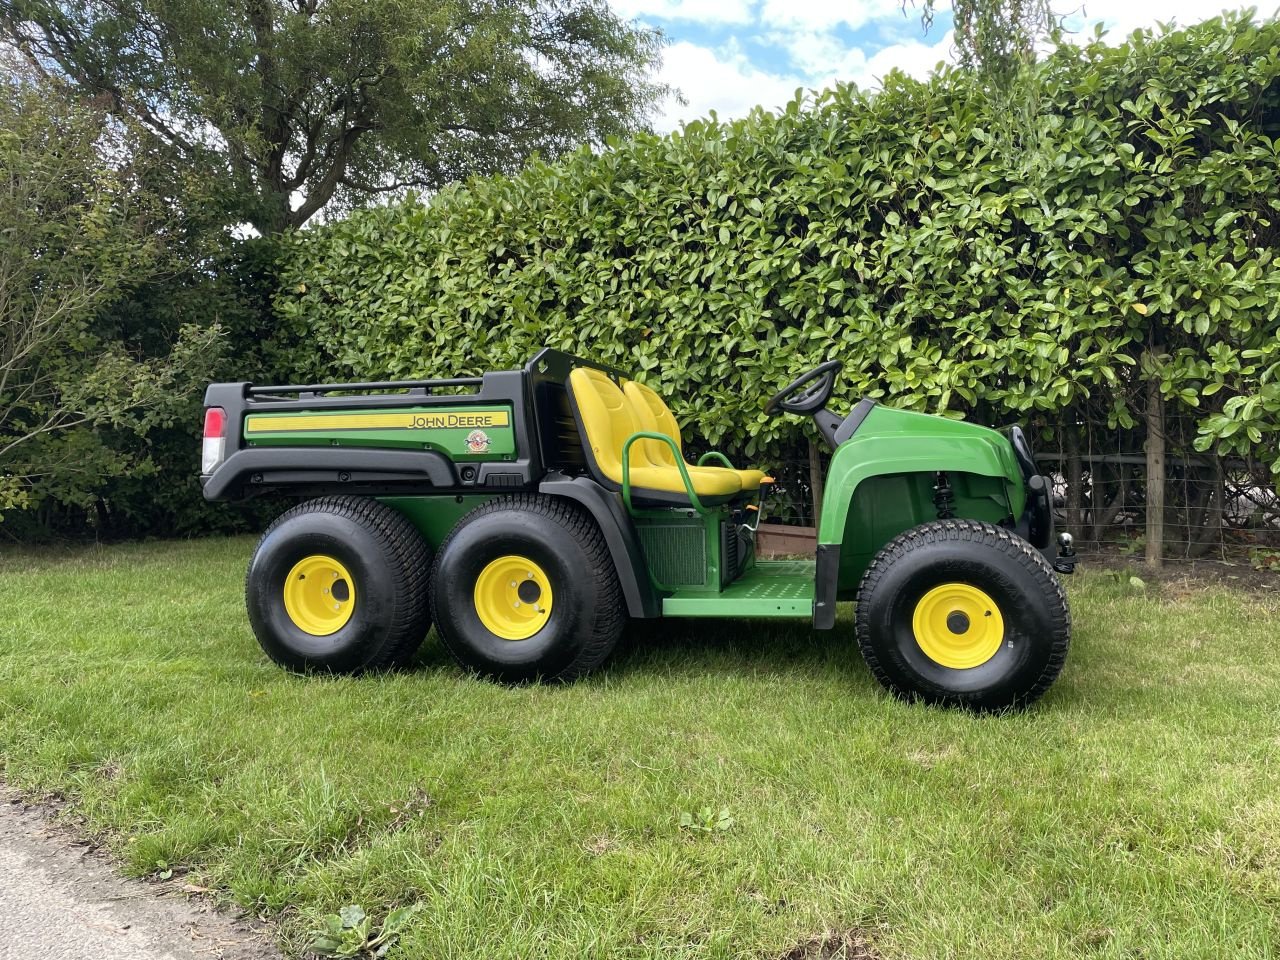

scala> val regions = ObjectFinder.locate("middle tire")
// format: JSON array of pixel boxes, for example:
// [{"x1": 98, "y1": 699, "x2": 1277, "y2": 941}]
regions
[{"x1": 429, "y1": 494, "x2": 625, "y2": 683}]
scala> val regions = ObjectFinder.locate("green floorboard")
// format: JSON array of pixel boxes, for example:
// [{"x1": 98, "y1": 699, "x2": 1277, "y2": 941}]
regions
[{"x1": 661, "y1": 558, "x2": 815, "y2": 618}]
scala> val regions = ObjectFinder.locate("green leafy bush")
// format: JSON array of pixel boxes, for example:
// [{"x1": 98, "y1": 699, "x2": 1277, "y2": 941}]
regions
[{"x1": 276, "y1": 12, "x2": 1280, "y2": 473}]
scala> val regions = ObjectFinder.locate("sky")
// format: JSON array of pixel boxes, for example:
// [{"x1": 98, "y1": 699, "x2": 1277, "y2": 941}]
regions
[{"x1": 612, "y1": 0, "x2": 1273, "y2": 130}]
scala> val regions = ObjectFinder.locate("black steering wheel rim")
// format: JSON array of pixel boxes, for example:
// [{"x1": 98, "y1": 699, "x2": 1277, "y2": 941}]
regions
[{"x1": 765, "y1": 359, "x2": 843, "y2": 414}]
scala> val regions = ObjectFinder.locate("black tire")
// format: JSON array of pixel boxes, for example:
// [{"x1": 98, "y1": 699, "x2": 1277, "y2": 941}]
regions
[
  {"x1": 429, "y1": 494, "x2": 625, "y2": 683},
  {"x1": 246, "y1": 496, "x2": 431, "y2": 673},
  {"x1": 854, "y1": 519, "x2": 1070, "y2": 712}
]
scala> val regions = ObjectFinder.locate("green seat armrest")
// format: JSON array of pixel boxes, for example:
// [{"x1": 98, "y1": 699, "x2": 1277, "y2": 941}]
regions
[{"x1": 621, "y1": 431, "x2": 710, "y2": 516}]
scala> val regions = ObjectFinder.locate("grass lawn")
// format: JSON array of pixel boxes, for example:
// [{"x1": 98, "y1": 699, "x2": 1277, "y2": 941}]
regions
[{"x1": 1, "y1": 536, "x2": 1278, "y2": 959}]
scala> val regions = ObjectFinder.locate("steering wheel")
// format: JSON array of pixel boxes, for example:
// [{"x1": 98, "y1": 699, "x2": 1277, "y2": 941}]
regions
[{"x1": 765, "y1": 360, "x2": 843, "y2": 415}]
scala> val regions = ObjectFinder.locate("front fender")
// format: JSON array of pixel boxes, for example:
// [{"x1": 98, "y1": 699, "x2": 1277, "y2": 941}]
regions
[{"x1": 815, "y1": 405, "x2": 1026, "y2": 603}]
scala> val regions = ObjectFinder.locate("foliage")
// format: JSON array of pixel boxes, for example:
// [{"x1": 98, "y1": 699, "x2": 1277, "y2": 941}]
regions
[
  {"x1": 1248, "y1": 547, "x2": 1280, "y2": 572},
  {"x1": 310, "y1": 903, "x2": 423, "y2": 958},
  {"x1": 274, "y1": 12, "x2": 1280, "y2": 477},
  {"x1": 678, "y1": 807, "x2": 735, "y2": 834},
  {"x1": 0, "y1": 74, "x2": 225, "y2": 524},
  {"x1": 0, "y1": 0, "x2": 670, "y2": 234}
]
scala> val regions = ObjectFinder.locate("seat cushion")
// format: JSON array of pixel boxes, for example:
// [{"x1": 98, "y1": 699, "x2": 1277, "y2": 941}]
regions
[
  {"x1": 567, "y1": 367, "x2": 742, "y2": 504},
  {"x1": 626, "y1": 464, "x2": 741, "y2": 498},
  {"x1": 622, "y1": 379, "x2": 767, "y2": 491}
]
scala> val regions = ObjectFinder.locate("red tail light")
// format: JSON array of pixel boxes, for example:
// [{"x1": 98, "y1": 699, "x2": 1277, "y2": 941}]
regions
[
  {"x1": 203, "y1": 407, "x2": 226, "y2": 438},
  {"x1": 201, "y1": 407, "x2": 226, "y2": 474}
]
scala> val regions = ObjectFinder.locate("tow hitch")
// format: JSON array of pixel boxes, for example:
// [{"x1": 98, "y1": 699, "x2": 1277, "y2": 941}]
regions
[{"x1": 1053, "y1": 532, "x2": 1077, "y2": 575}]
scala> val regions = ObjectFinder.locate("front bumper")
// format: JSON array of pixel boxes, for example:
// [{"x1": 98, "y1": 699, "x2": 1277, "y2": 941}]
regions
[{"x1": 1006, "y1": 425, "x2": 1075, "y2": 574}]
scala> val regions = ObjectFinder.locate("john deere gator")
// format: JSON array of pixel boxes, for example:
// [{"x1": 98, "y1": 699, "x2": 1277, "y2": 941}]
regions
[{"x1": 201, "y1": 350, "x2": 1075, "y2": 710}]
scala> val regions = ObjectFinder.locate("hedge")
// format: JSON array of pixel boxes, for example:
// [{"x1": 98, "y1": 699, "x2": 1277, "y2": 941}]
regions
[{"x1": 275, "y1": 11, "x2": 1280, "y2": 477}]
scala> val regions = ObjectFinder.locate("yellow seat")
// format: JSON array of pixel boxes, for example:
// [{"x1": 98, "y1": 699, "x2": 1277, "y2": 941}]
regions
[
  {"x1": 621, "y1": 380, "x2": 768, "y2": 491},
  {"x1": 567, "y1": 368, "x2": 741, "y2": 504}
]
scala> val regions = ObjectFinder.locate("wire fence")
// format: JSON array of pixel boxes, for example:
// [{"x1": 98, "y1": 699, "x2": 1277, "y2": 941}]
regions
[
  {"x1": 700, "y1": 413, "x2": 1280, "y2": 567},
  {"x1": 1034, "y1": 408, "x2": 1280, "y2": 564}
]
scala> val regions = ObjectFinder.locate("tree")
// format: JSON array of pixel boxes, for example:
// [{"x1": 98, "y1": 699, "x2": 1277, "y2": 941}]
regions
[
  {"x1": 0, "y1": 0, "x2": 669, "y2": 235},
  {"x1": 919, "y1": 0, "x2": 1061, "y2": 83},
  {"x1": 0, "y1": 71, "x2": 222, "y2": 520}
]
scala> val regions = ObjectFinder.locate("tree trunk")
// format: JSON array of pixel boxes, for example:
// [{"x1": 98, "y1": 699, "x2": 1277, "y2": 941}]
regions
[
  {"x1": 1187, "y1": 459, "x2": 1225, "y2": 559},
  {"x1": 807, "y1": 439, "x2": 825, "y2": 526},
  {"x1": 1091, "y1": 463, "x2": 1129, "y2": 542},
  {"x1": 1144, "y1": 365, "x2": 1165, "y2": 567}
]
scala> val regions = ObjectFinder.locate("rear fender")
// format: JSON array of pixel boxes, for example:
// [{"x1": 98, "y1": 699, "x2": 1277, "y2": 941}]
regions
[{"x1": 539, "y1": 473, "x2": 659, "y2": 619}]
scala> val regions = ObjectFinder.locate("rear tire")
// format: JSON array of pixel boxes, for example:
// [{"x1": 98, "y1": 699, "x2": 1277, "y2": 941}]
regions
[
  {"x1": 429, "y1": 494, "x2": 625, "y2": 683},
  {"x1": 246, "y1": 496, "x2": 431, "y2": 673},
  {"x1": 854, "y1": 519, "x2": 1070, "y2": 711}
]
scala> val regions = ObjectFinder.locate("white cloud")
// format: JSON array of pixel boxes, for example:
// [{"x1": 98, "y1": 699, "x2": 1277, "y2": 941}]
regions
[
  {"x1": 611, "y1": 0, "x2": 755, "y2": 25},
  {"x1": 651, "y1": 26, "x2": 955, "y2": 130},
  {"x1": 757, "y1": 0, "x2": 905, "y2": 32},
  {"x1": 777, "y1": 29, "x2": 859, "y2": 75},
  {"x1": 644, "y1": 0, "x2": 1251, "y2": 129},
  {"x1": 775, "y1": 26, "x2": 953, "y2": 89},
  {"x1": 841, "y1": 30, "x2": 954, "y2": 89},
  {"x1": 652, "y1": 40, "x2": 805, "y2": 129}
]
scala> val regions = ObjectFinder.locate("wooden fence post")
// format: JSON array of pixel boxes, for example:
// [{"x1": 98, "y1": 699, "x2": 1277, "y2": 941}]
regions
[{"x1": 1145, "y1": 361, "x2": 1165, "y2": 567}]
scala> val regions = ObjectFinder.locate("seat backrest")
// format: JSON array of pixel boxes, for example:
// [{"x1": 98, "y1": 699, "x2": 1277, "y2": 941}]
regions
[
  {"x1": 622, "y1": 380, "x2": 683, "y2": 467},
  {"x1": 567, "y1": 367, "x2": 644, "y2": 484}
]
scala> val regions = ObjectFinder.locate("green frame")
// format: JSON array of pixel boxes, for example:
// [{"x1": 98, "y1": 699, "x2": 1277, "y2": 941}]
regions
[
  {"x1": 620, "y1": 430, "x2": 713, "y2": 515},
  {"x1": 696, "y1": 451, "x2": 734, "y2": 469}
]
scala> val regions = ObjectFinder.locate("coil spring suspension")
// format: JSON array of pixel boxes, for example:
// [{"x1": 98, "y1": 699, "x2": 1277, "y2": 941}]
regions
[{"x1": 933, "y1": 471, "x2": 955, "y2": 519}]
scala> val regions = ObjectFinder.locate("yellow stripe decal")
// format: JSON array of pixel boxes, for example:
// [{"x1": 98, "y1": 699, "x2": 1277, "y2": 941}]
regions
[{"x1": 246, "y1": 410, "x2": 511, "y2": 433}]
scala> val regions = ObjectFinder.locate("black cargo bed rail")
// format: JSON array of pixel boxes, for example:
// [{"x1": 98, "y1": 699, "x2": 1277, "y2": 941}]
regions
[{"x1": 247, "y1": 375, "x2": 483, "y2": 399}]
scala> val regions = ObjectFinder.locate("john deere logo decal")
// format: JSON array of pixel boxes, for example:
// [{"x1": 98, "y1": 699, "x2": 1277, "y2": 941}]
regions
[
  {"x1": 466, "y1": 430, "x2": 491, "y2": 453},
  {"x1": 409, "y1": 412, "x2": 506, "y2": 430},
  {"x1": 246, "y1": 409, "x2": 511, "y2": 433}
]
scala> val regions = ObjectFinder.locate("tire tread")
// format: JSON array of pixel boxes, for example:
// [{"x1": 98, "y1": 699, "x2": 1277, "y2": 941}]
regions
[
  {"x1": 428, "y1": 493, "x2": 625, "y2": 682},
  {"x1": 248, "y1": 496, "x2": 431, "y2": 671},
  {"x1": 854, "y1": 519, "x2": 1070, "y2": 710}
]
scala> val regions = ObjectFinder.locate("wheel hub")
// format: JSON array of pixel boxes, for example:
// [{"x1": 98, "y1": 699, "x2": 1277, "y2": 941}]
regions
[
  {"x1": 282, "y1": 554, "x2": 356, "y2": 636},
  {"x1": 473, "y1": 555, "x2": 553, "y2": 641},
  {"x1": 912, "y1": 582, "x2": 1004, "y2": 669}
]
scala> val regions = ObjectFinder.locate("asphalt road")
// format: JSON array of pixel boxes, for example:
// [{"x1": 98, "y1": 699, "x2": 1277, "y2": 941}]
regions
[{"x1": 0, "y1": 790, "x2": 280, "y2": 960}]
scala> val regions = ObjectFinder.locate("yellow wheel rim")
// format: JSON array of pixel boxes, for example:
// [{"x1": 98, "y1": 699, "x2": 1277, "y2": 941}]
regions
[
  {"x1": 912, "y1": 582, "x2": 1005, "y2": 669},
  {"x1": 473, "y1": 555, "x2": 553, "y2": 641},
  {"x1": 282, "y1": 555, "x2": 356, "y2": 636}
]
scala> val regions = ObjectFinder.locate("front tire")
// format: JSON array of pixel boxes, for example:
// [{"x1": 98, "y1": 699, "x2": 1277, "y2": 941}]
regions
[
  {"x1": 854, "y1": 519, "x2": 1070, "y2": 711},
  {"x1": 429, "y1": 494, "x2": 625, "y2": 683},
  {"x1": 245, "y1": 496, "x2": 431, "y2": 673}
]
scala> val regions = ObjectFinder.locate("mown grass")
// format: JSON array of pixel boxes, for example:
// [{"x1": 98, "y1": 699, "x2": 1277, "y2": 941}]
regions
[{"x1": 0, "y1": 536, "x2": 1277, "y2": 959}]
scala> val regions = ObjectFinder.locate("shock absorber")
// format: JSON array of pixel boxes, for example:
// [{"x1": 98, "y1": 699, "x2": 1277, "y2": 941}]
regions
[{"x1": 933, "y1": 471, "x2": 955, "y2": 519}]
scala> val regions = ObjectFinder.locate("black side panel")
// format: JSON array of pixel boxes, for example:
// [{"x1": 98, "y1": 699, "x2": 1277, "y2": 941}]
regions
[
  {"x1": 1017, "y1": 474, "x2": 1054, "y2": 551},
  {"x1": 539, "y1": 473, "x2": 659, "y2": 619},
  {"x1": 1001, "y1": 424, "x2": 1053, "y2": 553},
  {"x1": 525, "y1": 349, "x2": 624, "y2": 474},
  {"x1": 202, "y1": 448, "x2": 458, "y2": 501},
  {"x1": 813, "y1": 543, "x2": 841, "y2": 629}
]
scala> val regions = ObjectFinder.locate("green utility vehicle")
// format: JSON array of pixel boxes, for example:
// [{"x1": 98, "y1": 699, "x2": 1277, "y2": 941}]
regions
[{"x1": 202, "y1": 350, "x2": 1075, "y2": 710}]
